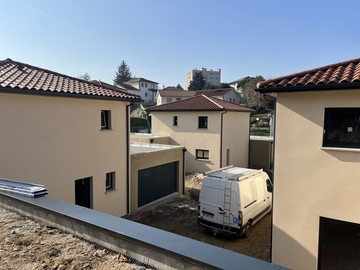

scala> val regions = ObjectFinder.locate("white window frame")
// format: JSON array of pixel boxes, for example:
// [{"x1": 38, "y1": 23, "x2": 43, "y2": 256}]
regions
[
  {"x1": 105, "y1": 172, "x2": 115, "y2": 191},
  {"x1": 101, "y1": 110, "x2": 111, "y2": 130}
]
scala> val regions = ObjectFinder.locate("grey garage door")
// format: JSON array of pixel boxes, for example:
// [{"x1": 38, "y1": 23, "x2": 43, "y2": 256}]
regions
[{"x1": 138, "y1": 162, "x2": 177, "y2": 207}]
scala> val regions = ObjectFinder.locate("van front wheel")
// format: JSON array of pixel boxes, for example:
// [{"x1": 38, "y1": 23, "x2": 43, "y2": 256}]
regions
[{"x1": 242, "y1": 222, "x2": 251, "y2": 238}]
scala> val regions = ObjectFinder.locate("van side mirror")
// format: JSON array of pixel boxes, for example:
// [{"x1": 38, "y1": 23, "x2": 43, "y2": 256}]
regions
[{"x1": 266, "y1": 179, "x2": 273, "y2": 192}]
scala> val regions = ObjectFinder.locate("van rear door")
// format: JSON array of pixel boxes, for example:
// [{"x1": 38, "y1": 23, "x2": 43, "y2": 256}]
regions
[{"x1": 200, "y1": 182, "x2": 225, "y2": 226}]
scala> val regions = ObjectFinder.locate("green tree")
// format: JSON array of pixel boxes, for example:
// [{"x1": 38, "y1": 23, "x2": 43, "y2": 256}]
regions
[
  {"x1": 78, "y1": 73, "x2": 91, "y2": 81},
  {"x1": 113, "y1": 60, "x2": 132, "y2": 85},
  {"x1": 176, "y1": 84, "x2": 183, "y2": 89},
  {"x1": 236, "y1": 76, "x2": 267, "y2": 110},
  {"x1": 188, "y1": 72, "x2": 206, "y2": 90},
  {"x1": 203, "y1": 82, "x2": 232, "y2": 89}
]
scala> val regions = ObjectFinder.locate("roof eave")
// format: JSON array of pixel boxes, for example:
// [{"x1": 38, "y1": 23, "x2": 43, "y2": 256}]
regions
[
  {"x1": 255, "y1": 82, "x2": 360, "y2": 94},
  {"x1": 0, "y1": 87, "x2": 143, "y2": 102}
]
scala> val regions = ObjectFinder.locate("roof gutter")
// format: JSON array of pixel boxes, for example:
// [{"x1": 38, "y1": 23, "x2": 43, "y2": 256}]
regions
[
  {"x1": 0, "y1": 87, "x2": 142, "y2": 103},
  {"x1": 255, "y1": 82, "x2": 360, "y2": 94}
]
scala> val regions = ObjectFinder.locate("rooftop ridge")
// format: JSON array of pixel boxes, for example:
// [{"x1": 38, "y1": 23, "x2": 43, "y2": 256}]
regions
[{"x1": 203, "y1": 94, "x2": 223, "y2": 109}]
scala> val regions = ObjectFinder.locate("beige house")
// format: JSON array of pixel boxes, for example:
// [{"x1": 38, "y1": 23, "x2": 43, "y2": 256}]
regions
[
  {"x1": 256, "y1": 57, "x2": 360, "y2": 270},
  {"x1": 0, "y1": 58, "x2": 142, "y2": 217},
  {"x1": 147, "y1": 94, "x2": 254, "y2": 173}
]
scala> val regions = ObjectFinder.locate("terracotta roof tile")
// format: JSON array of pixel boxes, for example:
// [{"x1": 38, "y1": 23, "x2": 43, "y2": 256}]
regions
[
  {"x1": 147, "y1": 94, "x2": 254, "y2": 112},
  {"x1": 256, "y1": 57, "x2": 360, "y2": 92},
  {"x1": 0, "y1": 58, "x2": 142, "y2": 101}
]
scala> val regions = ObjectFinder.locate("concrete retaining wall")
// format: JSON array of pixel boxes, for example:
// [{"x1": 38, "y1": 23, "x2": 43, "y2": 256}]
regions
[{"x1": 0, "y1": 192, "x2": 286, "y2": 270}]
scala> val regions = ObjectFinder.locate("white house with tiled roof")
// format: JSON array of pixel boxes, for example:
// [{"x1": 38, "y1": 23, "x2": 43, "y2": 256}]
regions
[
  {"x1": 156, "y1": 87, "x2": 195, "y2": 105},
  {"x1": 147, "y1": 95, "x2": 254, "y2": 172},
  {"x1": 124, "y1": 77, "x2": 158, "y2": 105},
  {"x1": 196, "y1": 88, "x2": 241, "y2": 104},
  {"x1": 0, "y1": 58, "x2": 142, "y2": 217},
  {"x1": 156, "y1": 87, "x2": 240, "y2": 105},
  {"x1": 256, "y1": 57, "x2": 360, "y2": 270}
]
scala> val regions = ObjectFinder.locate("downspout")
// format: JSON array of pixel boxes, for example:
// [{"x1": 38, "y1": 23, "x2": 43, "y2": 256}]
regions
[
  {"x1": 126, "y1": 101, "x2": 134, "y2": 215},
  {"x1": 182, "y1": 148, "x2": 187, "y2": 195},
  {"x1": 220, "y1": 110, "x2": 227, "y2": 168},
  {"x1": 262, "y1": 93, "x2": 276, "y2": 263}
]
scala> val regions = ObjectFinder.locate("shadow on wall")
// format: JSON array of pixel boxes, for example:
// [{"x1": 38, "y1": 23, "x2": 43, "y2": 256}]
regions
[
  {"x1": 185, "y1": 151, "x2": 215, "y2": 173},
  {"x1": 272, "y1": 225, "x2": 316, "y2": 270}
]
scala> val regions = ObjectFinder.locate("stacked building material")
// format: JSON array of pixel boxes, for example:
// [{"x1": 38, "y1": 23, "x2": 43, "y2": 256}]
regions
[{"x1": 0, "y1": 178, "x2": 47, "y2": 198}]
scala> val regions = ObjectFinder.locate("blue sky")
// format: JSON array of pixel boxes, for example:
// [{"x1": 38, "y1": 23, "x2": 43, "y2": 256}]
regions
[{"x1": 1, "y1": 0, "x2": 360, "y2": 88}]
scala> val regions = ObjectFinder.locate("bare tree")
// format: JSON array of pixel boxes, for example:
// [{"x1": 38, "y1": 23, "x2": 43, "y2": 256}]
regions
[
  {"x1": 236, "y1": 76, "x2": 266, "y2": 110},
  {"x1": 78, "y1": 73, "x2": 91, "y2": 81}
]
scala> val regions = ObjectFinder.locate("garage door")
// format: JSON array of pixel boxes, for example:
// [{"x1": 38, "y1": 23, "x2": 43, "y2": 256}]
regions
[{"x1": 138, "y1": 162, "x2": 177, "y2": 207}]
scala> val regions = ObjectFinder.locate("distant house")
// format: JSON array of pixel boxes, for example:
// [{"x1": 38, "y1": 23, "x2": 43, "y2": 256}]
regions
[
  {"x1": 256, "y1": 57, "x2": 360, "y2": 270},
  {"x1": 0, "y1": 58, "x2": 142, "y2": 217},
  {"x1": 196, "y1": 88, "x2": 241, "y2": 104},
  {"x1": 147, "y1": 95, "x2": 254, "y2": 172},
  {"x1": 156, "y1": 87, "x2": 240, "y2": 105},
  {"x1": 124, "y1": 78, "x2": 158, "y2": 105},
  {"x1": 156, "y1": 87, "x2": 195, "y2": 105}
]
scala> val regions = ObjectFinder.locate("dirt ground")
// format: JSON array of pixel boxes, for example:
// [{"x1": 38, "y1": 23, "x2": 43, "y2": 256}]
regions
[
  {"x1": 0, "y1": 173, "x2": 271, "y2": 269},
  {"x1": 0, "y1": 208, "x2": 150, "y2": 270},
  {"x1": 123, "y1": 173, "x2": 272, "y2": 262}
]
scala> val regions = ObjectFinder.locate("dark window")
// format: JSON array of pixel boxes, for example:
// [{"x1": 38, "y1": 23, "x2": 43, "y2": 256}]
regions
[
  {"x1": 198, "y1": 116, "x2": 208, "y2": 129},
  {"x1": 173, "y1": 116, "x2": 178, "y2": 126},
  {"x1": 196, "y1": 149, "x2": 209, "y2": 159},
  {"x1": 101, "y1": 110, "x2": 111, "y2": 130},
  {"x1": 105, "y1": 172, "x2": 115, "y2": 191},
  {"x1": 318, "y1": 217, "x2": 360, "y2": 269},
  {"x1": 323, "y1": 108, "x2": 360, "y2": 148}
]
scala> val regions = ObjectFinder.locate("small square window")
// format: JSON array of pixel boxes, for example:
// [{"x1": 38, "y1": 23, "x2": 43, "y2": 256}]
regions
[
  {"x1": 166, "y1": 98, "x2": 172, "y2": 103},
  {"x1": 198, "y1": 116, "x2": 208, "y2": 129},
  {"x1": 323, "y1": 108, "x2": 360, "y2": 148},
  {"x1": 101, "y1": 110, "x2": 111, "y2": 130},
  {"x1": 196, "y1": 149, "x2": 209, "y2": 159},
  {"x1": 106, "y1": 172, "x2": 115, "y2": 191},
  {"x1": 145, "y1": 83, "x2": 147, "y2": 87},
  {"x1": 173, "y1": 116, "x2": 178, "y2": 126}
]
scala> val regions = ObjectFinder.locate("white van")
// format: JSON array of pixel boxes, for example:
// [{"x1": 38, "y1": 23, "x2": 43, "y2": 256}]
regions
[{"x1": 197, "y1": 166, "x2": 273, "y2": 237}]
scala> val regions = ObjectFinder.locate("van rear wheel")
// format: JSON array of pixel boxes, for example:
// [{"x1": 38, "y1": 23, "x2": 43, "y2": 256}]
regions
[{"x1": 242, "y1": 222, "x2": 251, "y2": 238}]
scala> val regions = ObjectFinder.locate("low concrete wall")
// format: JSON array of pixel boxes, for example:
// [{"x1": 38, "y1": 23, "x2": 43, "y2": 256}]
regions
[
  {"x1": 0, "y1": 192, "x2": 286, "y2": 270},
  {"x1": 249, "y1": 137, "x2": 274, "y2": 179}
]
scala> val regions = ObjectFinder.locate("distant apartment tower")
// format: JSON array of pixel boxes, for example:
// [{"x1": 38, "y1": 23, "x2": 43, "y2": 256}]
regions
[{"x1": 186, "y1": 68, "x2": 221, "y2": 89}]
